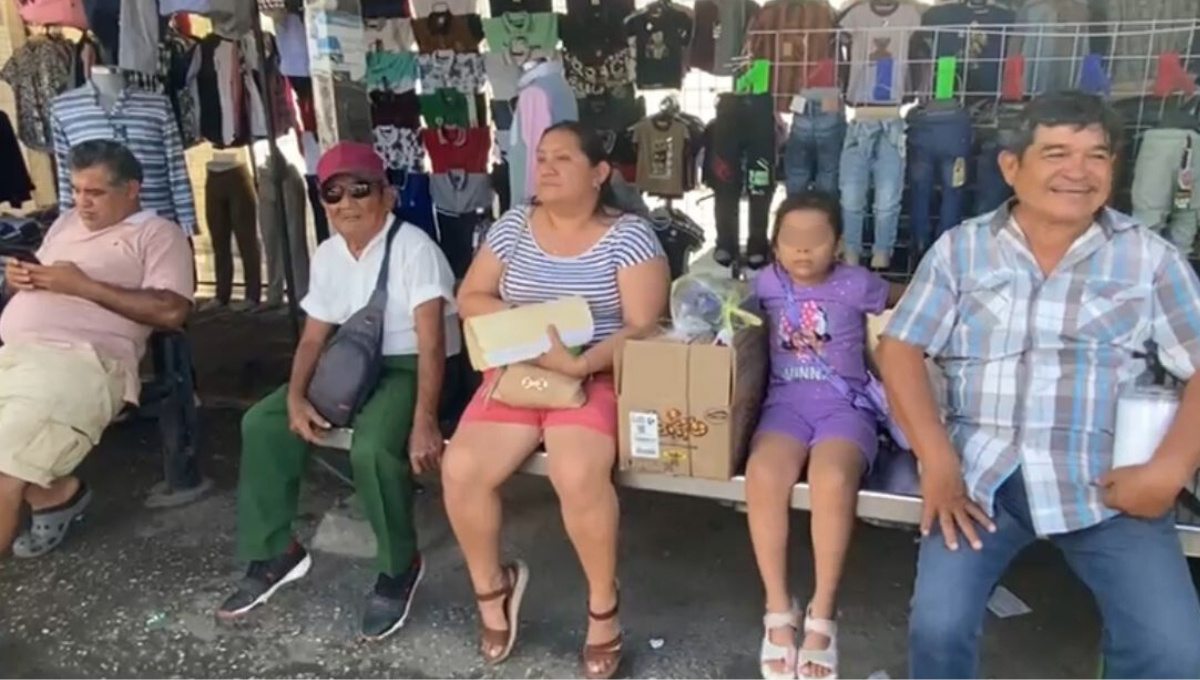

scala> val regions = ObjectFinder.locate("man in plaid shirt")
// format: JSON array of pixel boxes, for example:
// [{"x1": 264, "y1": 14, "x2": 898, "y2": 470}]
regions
[{"x1": 879, "y1": 92, "x2": 1200, "y2": 679}]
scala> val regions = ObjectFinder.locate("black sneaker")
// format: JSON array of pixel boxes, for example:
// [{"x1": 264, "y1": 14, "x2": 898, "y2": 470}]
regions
[
  {"x1": 361, "y1": 554, "x2": 425, "y2": 641},
  {"x1": 217, "y1": 542, "x2": 312, "y2": 620}
]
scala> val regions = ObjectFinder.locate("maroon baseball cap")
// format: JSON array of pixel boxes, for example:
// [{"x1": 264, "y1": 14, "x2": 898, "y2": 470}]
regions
[{"x1": 316, "y1": 141, "x2": 386, "y2": 187}]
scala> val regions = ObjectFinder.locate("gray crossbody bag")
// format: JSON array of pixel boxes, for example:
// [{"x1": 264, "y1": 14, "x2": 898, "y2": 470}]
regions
[{"x1": 306, "y1": 218, "x2": 403, "y2": 427}]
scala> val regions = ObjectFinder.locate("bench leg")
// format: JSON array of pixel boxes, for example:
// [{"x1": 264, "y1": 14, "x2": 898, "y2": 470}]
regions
[{"x1": 146, "y1": 333, "x2": 212, "y2": 508}]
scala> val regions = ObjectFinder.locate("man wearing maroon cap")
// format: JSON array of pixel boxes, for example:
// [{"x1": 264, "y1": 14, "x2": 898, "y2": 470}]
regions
[{"x1": 217, "y1": 142, "x2": 461, "y2": 640}]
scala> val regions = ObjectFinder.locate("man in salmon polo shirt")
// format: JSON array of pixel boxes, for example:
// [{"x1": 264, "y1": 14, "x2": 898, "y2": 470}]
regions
[{"x1": 0, "y1": 140, "x2": 194, "y2": 560}]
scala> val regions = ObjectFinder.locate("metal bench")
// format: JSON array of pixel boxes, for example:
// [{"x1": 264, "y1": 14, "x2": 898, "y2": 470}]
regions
[{"x1": 131, "y1": 330, "x2": 211, "y2": 507}]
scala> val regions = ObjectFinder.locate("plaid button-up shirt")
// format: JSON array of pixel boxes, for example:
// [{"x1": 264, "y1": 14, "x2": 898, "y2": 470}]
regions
[{"x1": 885, "y1": 203, "x2": 1200, "y2": 535}]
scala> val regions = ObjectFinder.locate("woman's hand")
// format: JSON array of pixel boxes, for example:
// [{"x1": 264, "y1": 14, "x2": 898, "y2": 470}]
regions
[{"x1": 536, "y1": 325, "x2": 588, "y2": 378}]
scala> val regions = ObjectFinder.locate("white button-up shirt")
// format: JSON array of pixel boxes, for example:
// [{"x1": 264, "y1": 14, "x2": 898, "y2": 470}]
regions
[{"x1": 302, "y1": 215, "x2": 462, "y2": 357}]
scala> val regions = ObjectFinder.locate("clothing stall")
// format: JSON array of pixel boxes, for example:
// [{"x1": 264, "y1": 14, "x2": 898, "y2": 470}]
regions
[{"x1": 0, "y1": 0, "x2": 306, "y2": 334}]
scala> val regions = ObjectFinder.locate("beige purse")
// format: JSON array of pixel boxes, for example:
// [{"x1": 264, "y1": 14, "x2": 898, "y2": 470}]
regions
[{"x1": 490, "y1": 363, "x2": 588, "y2": 409}]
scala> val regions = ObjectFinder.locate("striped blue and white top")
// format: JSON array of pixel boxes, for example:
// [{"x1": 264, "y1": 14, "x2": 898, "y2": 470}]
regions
[
  {"x1": 485, "y1": 206, "x2": 664, "y2": 343},
  {"x1": 51, "y1": 85, "x2": 197, "y2": 235}
]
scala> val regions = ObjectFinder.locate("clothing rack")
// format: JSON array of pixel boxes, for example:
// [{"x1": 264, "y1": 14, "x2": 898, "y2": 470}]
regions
[{"x1": 742, "y1": 19, "x2": 1200, "y2": 133}]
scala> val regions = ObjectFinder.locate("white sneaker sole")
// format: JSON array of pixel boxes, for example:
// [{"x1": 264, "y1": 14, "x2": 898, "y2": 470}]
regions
[
  {"x1": 362, "y1": 557, "x2": 427, "y2": 642},
  {"x1": 219, "y1": 553, "x2": 313, "y2": 619}
]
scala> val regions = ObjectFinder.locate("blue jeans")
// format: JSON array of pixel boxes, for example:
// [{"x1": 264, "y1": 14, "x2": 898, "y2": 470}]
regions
[
  {"x1": 972, "y1": 136, "x2": 1012, "y2": 217},
  {"x1": 907, "y1": 107, "x2": 972, "y2": 254},
  {"x1": 839, "y1": 119, "x2": 905, "y2": 258},
  {"x1": 909, "y1": 474, "x2": 1200, "y2": 679},
  {"x1": 784, "y1": 107, "x2": 845, "y2": 196}
]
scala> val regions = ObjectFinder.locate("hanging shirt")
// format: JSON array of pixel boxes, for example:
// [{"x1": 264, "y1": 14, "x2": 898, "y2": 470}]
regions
[
  {"x1": 625, "y1": 3, "x2": 695, "y2": 90},
  {"x1": 371, "y1": 90, "x2": 423, "y2": 129},
  {"x1": 275, "y1": 13, "x2": 311, "y2": 78},
  {"x1": 410, "y1": 0, "x2": 477, "y2": 15},
  {"x1": 489, "y1": 0, "x2": 551, "y2": 13},
  {"x1": 51, "y1": 85, "x2": 198, "y2": 235},
  {"x1": 117, "y1": 0, "x2": 159, "y2": 74},
  {"x1": 691, "y1": 0, "x2": 759, "y2": 75},
  {"x1": 509, "y1": 60, "x2": 577, "y2": 203},
  {"x1": 367, "y1": 51, "x2": 420, "y2": 92},
  {"x1": 374, "y1": 125, "x2": 427, "y2": 173},
  {"x1": 413, "y1": 12, "x2": 484, "y2": 53},
  {"x1": 0, "y1": 112, "x2": 34, "y2": 208},
  {"x1": 916, "y1": 2, "x2": 1014, "y2": 98},
  {"x1": 1006, "y1": 0, "x2": 1089, "y2": 96},
  {"x1": 364, "y1": 18, "x2": 416, "y2": 52},
  {"x1": 420, "y1": 89, "x2": 486, "y2": 127},
  {"x1": 0, "y1": 37, "x2": 76, "y2": 152},
  {"x1": 81, "y1": 0, "x2": 121, "y2": 64},
  {"x1": 418, "y1": 51, "x2": 486, "y2": 93},
  {"x1": 839, "y1": 0, "x2": 924, "y2": 104},
  {"x1": 747, "y1": 0, "x2": 835, "y2": 108},
  {"x1": 430, "y1": 170, "x2": 493, "y2": 215},
  {"x1": 632, "y1": 115, "x2": 691, "y2": 198},
  {"x1": 483, "y1": 12, "x2": 559, "y2": 55},
  {"x1": 16, "y1": 0, "x2": 89, "y2": 28},
  {"x1": 361, "y1": 0, "x2": 412, "y2": 19},
  {"x1": 561, "y1": 2, "x2": 634, "y2": 98},
  {"x1": 422, "y1": 126, "x2": 490, "y2": 173}
]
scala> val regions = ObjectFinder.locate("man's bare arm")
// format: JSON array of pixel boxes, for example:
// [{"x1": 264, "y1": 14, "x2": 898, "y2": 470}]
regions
[{"x1": 81, "y1": 281, "x2": 191, "y2": 330}]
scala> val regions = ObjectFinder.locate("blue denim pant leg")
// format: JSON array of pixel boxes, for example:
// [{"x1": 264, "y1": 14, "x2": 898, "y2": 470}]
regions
[
  {"x1": 907, "y1": 131, "x2": 938, "y2": 253},
  {"x1": 786, "y1": 110, "x2": 845, "y2": 195},
  {"x1": 1052, "y1": 513, "x2": 1200, "y2": 678},
  {"x1": 870, "y1": 119, "x2": 906, "y2": 257},
  {"x1": 839, "y1": 121, "x2": 874, "y2": 257},
  {"x1": 909, "y1": 474, "x2": 1037, "y2": 679},
  {"x1": 812, "y1": 112, "x2": 845, "y2": 194},
  {"x1": 974, "y1": 138, "x2": 1012, "y2": 216}
]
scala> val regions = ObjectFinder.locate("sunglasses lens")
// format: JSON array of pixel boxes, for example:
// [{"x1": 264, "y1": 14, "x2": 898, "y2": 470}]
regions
[
  {"x1": 320, "y1": 186, "x2": 345, "y2": 204},
  {"x1": 350, "y1": 182, "x2": 375, "y2": 199}
]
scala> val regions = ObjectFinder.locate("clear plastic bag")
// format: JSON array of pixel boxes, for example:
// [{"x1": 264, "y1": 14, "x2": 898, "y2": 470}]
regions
[{"x1": 668, "y1": 273, "x2": 762, "y2": 344}]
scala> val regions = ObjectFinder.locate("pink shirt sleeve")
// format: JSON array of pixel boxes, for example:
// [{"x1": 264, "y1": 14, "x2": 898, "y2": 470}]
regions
[
  {"x1": 140, "y1": 220, "x2": 196, "y2": 301},
  {"x1": 517, "y1": 84, "x2": 552, "y2": 202}
]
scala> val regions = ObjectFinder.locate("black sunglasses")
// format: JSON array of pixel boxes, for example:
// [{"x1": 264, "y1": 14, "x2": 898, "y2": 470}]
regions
[{"x1": 321, "y1": 180, "x2": 379, "y2": 205}]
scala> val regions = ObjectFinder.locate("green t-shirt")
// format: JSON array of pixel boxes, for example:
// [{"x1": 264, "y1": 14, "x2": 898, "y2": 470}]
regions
[
  {"x1": 366, "y1": 52, "x2": 418, "y2": 92},
  {"x1": 483, "y1": 11, "x2": 558, "y2": 54},
  {"x1": 419, "y1": 89, "x2": 487, "y2": 127}
]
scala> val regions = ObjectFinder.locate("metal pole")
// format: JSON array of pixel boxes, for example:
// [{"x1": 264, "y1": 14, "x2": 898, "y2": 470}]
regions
[{"x1": 251, "y1": 9, "x2": 302, "y2": 341}]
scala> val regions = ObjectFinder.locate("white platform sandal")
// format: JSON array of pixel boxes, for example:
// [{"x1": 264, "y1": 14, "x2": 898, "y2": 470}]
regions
[
  {"x1": 760, "y1": 602, "x2": 800, "y2": 680},
  {"x1": 797, "y1": 604, "x2": 838, "y2": 679}
]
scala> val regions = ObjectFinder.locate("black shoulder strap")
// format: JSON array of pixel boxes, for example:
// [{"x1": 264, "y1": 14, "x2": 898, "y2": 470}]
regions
[{"x1": 374, "y1": 217, "x2": 405, "y2": 294}]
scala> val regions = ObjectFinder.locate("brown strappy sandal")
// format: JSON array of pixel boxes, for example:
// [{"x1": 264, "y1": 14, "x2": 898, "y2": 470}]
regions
[
  {"x1": 583, "y1": 588, "x2": 623, "y2": 680},
  {"x1": 475, "y1": 559, "x2": 529, "y2": 665}
]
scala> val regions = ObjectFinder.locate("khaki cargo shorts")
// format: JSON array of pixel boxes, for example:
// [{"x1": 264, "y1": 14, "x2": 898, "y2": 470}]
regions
[{"x1": 0, "y1": 342, "x2": 124, "y2": 487}]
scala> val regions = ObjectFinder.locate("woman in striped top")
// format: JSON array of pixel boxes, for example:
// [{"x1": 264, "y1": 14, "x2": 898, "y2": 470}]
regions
[{"x1": 442, "y1": 122, "x2": 669, "y2": 679}]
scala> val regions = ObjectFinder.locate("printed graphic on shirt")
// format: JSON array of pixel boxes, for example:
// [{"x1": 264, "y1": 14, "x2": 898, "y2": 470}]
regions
[{"x1": 776, "y1": 300, "x2": 830, "y2": 382}]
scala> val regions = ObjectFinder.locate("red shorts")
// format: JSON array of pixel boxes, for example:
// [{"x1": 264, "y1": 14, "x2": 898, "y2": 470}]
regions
[{"x1": 459, "y1": 371, "x2": 618, "y2": 437}]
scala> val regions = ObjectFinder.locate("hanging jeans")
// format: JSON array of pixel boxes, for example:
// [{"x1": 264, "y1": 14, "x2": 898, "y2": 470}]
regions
[
  {"x1": 257, "y1": 160, "x2": 311, "y2": 304},
  {"x1": 784, "y1": 101, "x2": 845, "y2": 196},
  {"x1": 907, "y1": 106, "x2": 973, "y2": 255},
  {"x1": 839, "y1": 118, "x2": 905, "y2": 259},
  {"x1": 305, "y1": 175, "x2": 332, "y2": 244},
  {"x1": 972, "y1": 133, "x2": 1013, "y2": 218},
  {"x1": 708, "y1": 93, "x2": 777, "y2": 263},
  {"x1": 1132, "y1": 128, "x2": 1200, "y2": 256},
  {"x1": 205, "y1": 164, "x2": 261, "y2": 305}
]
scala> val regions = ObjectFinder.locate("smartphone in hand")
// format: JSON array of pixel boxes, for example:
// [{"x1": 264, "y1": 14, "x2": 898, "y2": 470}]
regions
[{"x1": 2, "y1": 251, "x2": 40, "y2": 265}]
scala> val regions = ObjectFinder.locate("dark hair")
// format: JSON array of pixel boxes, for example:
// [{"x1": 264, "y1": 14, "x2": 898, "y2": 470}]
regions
[
  {"x1": 771, "y1": 191, "x2": 843, "y2": 248},
  {"x1": 536, "y1": 121, "x2": 620, "y2": 214},
  {"x1": 1003, "y1": 91, "x2": 1124, "y2": 158},
  {"x1": 69, "y1": 140, "x2": 144, "y2": 185}
]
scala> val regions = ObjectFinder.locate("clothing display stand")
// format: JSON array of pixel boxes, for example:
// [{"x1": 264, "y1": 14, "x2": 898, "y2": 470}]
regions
[{"x1": 251, "y1": 9, "x2": 301, "y2": 339}]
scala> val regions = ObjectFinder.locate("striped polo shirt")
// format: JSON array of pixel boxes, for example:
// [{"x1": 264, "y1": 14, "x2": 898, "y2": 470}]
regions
[
  {"x1": 51, "y1": 85, "x2": 197, "y2": 235},
  {"x1": 485, "y1": 205, "x2": 664, "y2": 343}
]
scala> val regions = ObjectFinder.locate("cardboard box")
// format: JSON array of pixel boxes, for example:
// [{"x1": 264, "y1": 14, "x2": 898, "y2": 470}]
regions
[
  {"x1": 464, "y1": 297, "x2": 594, "y2": 370},
  {"x1": 617, "y1": 326, "x2": 768, "y2": 480}
]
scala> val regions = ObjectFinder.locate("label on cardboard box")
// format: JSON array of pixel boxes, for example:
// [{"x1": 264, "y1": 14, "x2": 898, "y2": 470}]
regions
[{"x1": 629, "y1": 411, "x2": 661, "y2": 460}]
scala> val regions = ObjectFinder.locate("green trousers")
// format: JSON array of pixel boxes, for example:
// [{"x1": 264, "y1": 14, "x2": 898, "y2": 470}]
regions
[{"x1": 236, "y1": 356, "x2": 418, "y2": 576}]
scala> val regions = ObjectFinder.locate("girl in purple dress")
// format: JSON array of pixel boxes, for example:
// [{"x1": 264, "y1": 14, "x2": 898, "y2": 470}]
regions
[{"x1": 747, "y1": 192, "x2": 903, "y2": 679}]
